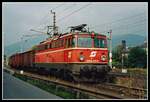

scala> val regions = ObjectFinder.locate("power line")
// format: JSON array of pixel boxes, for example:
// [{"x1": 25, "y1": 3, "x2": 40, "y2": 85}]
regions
[
  {"x1": 36, "y1": 3, "x2": 77, "y2": 33},
  {"x1": 92, "y1": 16, "x2": 147, "y2": 34},
  {"x1": 63, "y1": 3, "x2": 77, "y2": 11},
  {"x1": 99, "y1": 18, "x2": 146, "y2": 29},
  {"x1": 32, "y1": 3, "x2": 66, "y2": 30},
  {"x1": 122, "y1": 28, "x2": 146, "y2": 35},
  {"x1": 57, "y1": 3, "x2": 77, "y2": 18},
  {"x1": 46, "y1": 3, "x2": 91, "y2": 34},
  {"x1": 110, "y1": 19, "x2": 146, "y2": 31},
  {"x1": 56, "y1": 3, "x2": 91, "y2": 23},
  {"x1": 100, "y1": 23, "x2": 146, "y2": 35},
  {"x1": 91, "y1": 12, "x2": 146, "y2": 29},
  {"x1": 55, "y1": 3, "x2": 92, "y2": 33},
  {"x1": 51, "y1": 3, "x2": 65, "y2": 11},
  {"x1": 98, "y1": 20, "x2": 147, "y2": 35},
  {"x1": 101, "y1": 28, "x2": 147, "y2": 39}
]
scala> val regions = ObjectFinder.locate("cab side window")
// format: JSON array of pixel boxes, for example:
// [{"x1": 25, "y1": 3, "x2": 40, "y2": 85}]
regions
[
  {"x1": 65, "y1": 39, "x2": 68, "y2": 48},
  {"x1": 68, "y1": 38, "x2": 71, "y2": 48},
  {"x1": 49, "y1": 43, "x2": 51, "y2": 48}
]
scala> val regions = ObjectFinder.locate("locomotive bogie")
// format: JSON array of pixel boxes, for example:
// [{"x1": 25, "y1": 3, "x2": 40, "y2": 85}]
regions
[{"x1": 33, "y1": 62, "x2": 111, "y2": 82}]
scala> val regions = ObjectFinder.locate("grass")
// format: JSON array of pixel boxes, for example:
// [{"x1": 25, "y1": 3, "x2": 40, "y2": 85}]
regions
[
  {"x1": 13, "y1": 73, "x2": 79, "y2": 99},
  {"x1": 113, "y1": 68, "x2": 147, "y2": 76},
  {"x1": 127, "y1": 68, "x2": 147, "y2": 75}
]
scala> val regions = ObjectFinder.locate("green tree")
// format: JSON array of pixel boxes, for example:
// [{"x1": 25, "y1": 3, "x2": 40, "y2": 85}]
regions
[
  {"x1": 112, "y1": 45, "x2": 129, "y2": 68},
  {"x1": 128, "y1": 47, "x2": 147, "y2": 68},
  {"x1": 112, "y1": 45, "x2": 124, "y2": 68},
  {"x1": 112, "y1": 45, "x2": 123, "y2": 62}
]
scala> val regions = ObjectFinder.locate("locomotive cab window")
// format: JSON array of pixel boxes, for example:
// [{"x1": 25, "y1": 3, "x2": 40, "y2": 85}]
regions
[
  {"x1": 64, "y1": 37, "x2": 76, "y2": 48},
  {"x1": 68, "y1": 38, "x2": 71, "y2": 48},
  {"x1": 45, "y1": 44, "x2": 48, "y2": 49},
  {"x1": 61, "y1": 39, "x2": 64, "y2": 47},
  {"x1": 78, "y1": 37, "x2": 92, "y2": 48},
  {"x1": 65, "y1": 39, "x2": 68, "y2": 48},
  {"x1": 49, "y1": 43, "x2": 51, "y2": 48},
  {"x1": 72, "y1": 37, "x2": 76, "y2": 47},
  {"x1": 94, "y1": 38, "x2": 106, "y2": 48}
]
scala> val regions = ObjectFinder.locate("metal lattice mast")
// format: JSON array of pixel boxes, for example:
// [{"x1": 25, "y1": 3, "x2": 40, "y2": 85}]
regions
[{"x1": 51, "y1": 10, "x2": 57, "y2": 36}]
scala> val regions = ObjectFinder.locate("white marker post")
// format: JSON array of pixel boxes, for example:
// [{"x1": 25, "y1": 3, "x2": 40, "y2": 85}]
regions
[{"x1": 109, "y1": 30, "x2": 112, "y2": 69}]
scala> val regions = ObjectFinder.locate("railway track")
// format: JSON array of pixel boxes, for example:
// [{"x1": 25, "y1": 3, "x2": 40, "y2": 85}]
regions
[
  {"x1": 108, "y1": 72, "x2": 146, "y2": 79},
  {"x1": 4, "y1": 68, "x2": 147, "y2": 99},
  {"x1": 96, "y1": 83, "x2": 147, "y2": 98}
]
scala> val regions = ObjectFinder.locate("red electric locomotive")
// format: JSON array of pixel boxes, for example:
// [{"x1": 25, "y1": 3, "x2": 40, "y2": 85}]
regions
[{"x1": 9, "y1": 24, "x2": 111, "y2": 82}]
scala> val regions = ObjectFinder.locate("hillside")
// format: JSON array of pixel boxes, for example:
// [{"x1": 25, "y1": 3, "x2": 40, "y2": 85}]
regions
[
  {"x1": 112, "y1": 34, "x2": 145, "y2": 48},
  {"x1": 4, "y1": 35, "x2": 47, "y2": 57}
]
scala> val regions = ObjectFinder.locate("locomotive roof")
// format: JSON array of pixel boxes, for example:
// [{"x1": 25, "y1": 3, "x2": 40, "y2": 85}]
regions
[
  {"x1": 38, "y1": 32, "x2": 106, "y2": 45},
  {"x1": 61, "y1": 32, "x2": 106, "y2": 36}
]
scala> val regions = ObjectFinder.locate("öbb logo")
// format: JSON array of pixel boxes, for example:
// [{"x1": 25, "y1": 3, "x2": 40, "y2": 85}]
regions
[{"x1": 90, "y1": 51, "x2": 97, "y2": 57}]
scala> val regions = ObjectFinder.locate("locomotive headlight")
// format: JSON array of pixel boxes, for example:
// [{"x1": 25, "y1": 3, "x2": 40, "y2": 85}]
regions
[
  {"x1": 79, "y1": 55, "x2": 84, "y2": 61},
  {"x1": 79, "y1": 52, "x2": 84, "y2": 61},
  {"x1": 101, "y1": 55, "x2": 106, "y2": 61}
]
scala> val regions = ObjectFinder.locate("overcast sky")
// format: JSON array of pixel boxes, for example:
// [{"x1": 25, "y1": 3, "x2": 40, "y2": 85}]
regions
[{"x1": 2, "y1": 2, "x2": 148, "y2": 46}]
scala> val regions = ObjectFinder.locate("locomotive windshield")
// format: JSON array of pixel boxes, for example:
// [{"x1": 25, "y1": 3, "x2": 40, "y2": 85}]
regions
[
  {"x1": 75, "y1": 34, "x2": 107, "y2": 48},
  {"x1": 78, "y1": 37, "x2": 92, "y2": 48},
  {"x1": 94, "y1": 38, "x2": 107, "y2": 48}
]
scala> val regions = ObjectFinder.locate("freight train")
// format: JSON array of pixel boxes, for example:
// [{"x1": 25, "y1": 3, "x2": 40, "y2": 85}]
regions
[{"x1": 8, "y1": 24, "x2": 111, "y2": 82}]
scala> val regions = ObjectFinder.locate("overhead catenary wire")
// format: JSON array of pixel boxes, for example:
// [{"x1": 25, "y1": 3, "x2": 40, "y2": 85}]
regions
[
  {"x1": 99, "y1": 23, "x2": 147, "y2": 35},
  {"x1": 97, "y1": 18, "x2": 147, "y2": 36},
  {"x1": 90, "y1": 12, "x2": 146, "y2": 29},
  {"x1": 46, "y1": 3, "x2": 92, "y2": 34},
  {"x1": 99, "y1": 18, "x2": 147, "y2": 32},
  {"x1": 59, "y1": 10, "x2": 146, "y2": 34},
  {"x1": 31, "y1": 3, "x2": 147, "y2": 37},
  {"x1": 32, "y1": 3, "x2": 79, "y2": 35},
  {"x1": 91, "y1": 13, "x2": 147, "y2": 35},
  {"x1": 55, "y1": 3, "x2": 92, "y2": 33},
  {"x1": 120, "y1": 28, "x2": 146, "y2": 35},
  {"x1": 56, "y1": 3, "x2": 92, "y2": 23},
  {"x1": 56, "y1": 3, "x2": 77, "y2": 18},
  {"x1": 51, "y1": 3, "x2": 66, "y2": 11},
  {"x1": 62, "y1": 3, "x2": 77, "y2": 11},
  {"x1": 32, "y1": 3, "x2": 66, "y2": 31},
  {"x1": 39, "y1": 3, "x2": 78, "y2": 33}
]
